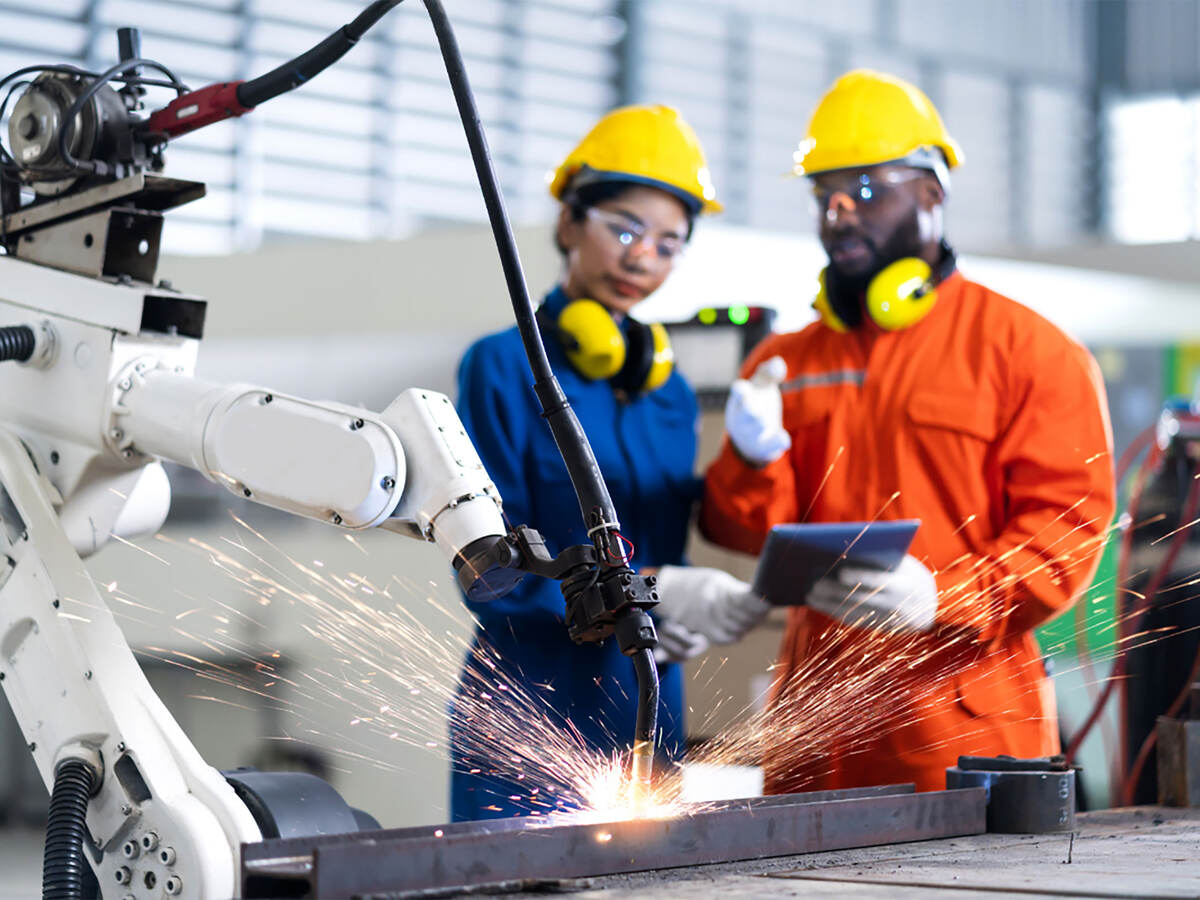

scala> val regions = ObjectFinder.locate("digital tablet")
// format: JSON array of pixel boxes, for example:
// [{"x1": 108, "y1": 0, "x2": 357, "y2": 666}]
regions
[{"x1": 752, "y1": 520, "x2": 920, "y2": 607}]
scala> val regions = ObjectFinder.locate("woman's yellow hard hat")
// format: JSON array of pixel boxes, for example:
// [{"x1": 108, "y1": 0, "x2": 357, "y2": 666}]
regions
[{"x1": 548, "y1": 105, "x2": 722, "y2": 214}]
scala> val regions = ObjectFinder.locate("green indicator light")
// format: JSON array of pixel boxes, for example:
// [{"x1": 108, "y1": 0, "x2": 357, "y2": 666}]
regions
[
  {"x1": 728, "y1": 305, "x2": 750, "y2": 325},
  {"x1": 698, "y1": 308, "x2": 718, "y2": 325}
]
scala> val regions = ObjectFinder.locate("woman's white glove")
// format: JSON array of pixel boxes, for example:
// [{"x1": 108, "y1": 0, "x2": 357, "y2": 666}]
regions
[
  {"x1": 652, "y1": 620, "x2": 710, "y2": 664},
  {"x1": 653, "y1": 565, "x2": 769, "y2": 645},
  {"x1": 805, "y1": 554, "x2": 938, "y2": 633},
  {"x1": 725, "y1": 355, "x2": 791, "y2": 466}
]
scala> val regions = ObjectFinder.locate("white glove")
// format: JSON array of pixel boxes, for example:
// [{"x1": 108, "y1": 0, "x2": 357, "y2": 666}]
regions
[
  {"x1": 805, "y1": 554, "x2": 938, "y2": 633},
  {"x1": 653, "y1": 620, "x2": 710, "y2": 664},
  {"x1": 653, "y1": 565, "x2": 769, "y2": 645},
  {"x1": 726, "y1": 355, "x2": 791, "y2": 466}
]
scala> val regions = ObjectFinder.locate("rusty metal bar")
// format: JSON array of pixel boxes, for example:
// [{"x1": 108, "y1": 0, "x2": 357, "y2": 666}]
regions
[{"x1": 241, "y1": 784, "x2": 986, "y2": 897}]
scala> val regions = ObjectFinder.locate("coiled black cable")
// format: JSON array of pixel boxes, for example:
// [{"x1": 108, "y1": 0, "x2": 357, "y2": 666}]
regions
[
  {"x1": 42, "y1": 757, "x2": 98, "y2": 900},
  {"x1": 0, "y1": 325, "x2": 35, "y2": 363}
]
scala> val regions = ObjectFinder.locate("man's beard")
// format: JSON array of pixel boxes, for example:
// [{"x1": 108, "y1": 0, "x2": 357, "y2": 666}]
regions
[{"x1": 825, "y1": 213, "x2": 924, "y2": 329}]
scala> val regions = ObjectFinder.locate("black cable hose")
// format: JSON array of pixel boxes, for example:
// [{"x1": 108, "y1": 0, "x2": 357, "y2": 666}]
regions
[
  {"x1": 631, "y1": 648, "x2": 660, "y2": 747},
  {"x1": 0, "y1": 325, "x2": 35, "y2": 363},
  {"x1": 421, "y1": 0, "x2": 620, "y2": 534},
  {"x1": 42, "y1": 758, "x2": 97, "y2": 900},
  {"x1": 237, "y1": 1, "x2": 403, "y2": 108}
]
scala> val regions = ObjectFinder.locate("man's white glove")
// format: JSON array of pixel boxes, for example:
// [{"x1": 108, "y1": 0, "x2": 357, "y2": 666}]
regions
[
  {"x1": 805, "y1": 554, "x2": 938, "y2": 633},
  {"x1": 653, "y1": 565, "x2": 769, "y2": 645},
  {"x1": 725, "y1": 355, "x2": 791, "y2": 466},
  {"x1": 653, "y1": 620, "x2": 710, "y2": 664}
]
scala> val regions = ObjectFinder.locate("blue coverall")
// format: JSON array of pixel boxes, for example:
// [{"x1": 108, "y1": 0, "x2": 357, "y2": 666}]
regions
[{"x1": 450, "y1": 286, "x2": 699, "y2": 821}]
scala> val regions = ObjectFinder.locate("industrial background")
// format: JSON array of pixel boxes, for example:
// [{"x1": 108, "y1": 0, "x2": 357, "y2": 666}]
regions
[{"x1": 0, "y1": 0, "x2": 1199, "y2": 895}]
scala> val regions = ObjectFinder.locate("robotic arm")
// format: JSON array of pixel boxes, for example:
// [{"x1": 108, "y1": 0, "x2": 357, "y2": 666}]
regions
[
  {"x1": 0, "y1": 4, "x2": 662, "y2": 897},
  {"x1": 0, "y1": 251, "x2": 507, "y2": 899}
]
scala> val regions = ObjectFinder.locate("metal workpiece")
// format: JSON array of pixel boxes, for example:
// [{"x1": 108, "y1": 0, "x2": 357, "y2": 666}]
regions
[
  {"x1": 946, "y1": 755, "x2": 1076, "y2": 833},
  {"x1": 240, "y1": 784, "x2": 986, "y2": 897}
]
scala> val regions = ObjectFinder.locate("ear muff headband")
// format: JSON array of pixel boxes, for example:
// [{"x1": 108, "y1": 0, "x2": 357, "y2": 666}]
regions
[
  {"x1": 812, "y1": 256, "x2": 942, "y2": 332},
  {"x1": 542, "y1": 298, "x2": 674, "y2": 394}
]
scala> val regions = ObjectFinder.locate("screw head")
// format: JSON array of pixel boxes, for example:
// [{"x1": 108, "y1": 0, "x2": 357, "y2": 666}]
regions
[
  {"x1": 114, "y1": 866, "x2": 131, "y2": 885},
  {"x1": 84, "y1": 670, "x2": 92, "y2": 679},
  {"x1": 116, "y1": 741, "x2": 126, "y2": 752},
  {"x1": 381, "y1": 476, "x2": 395, "y2": 490},
  {"x1": 159, "y1": 846, "x2": 176, "y2": 865},
  {"x1": 141, "y1": 831, "x2": 158, "y2": 850},
  {"x1": 331, "y1": 513, "x2": 343, "y2": 526},
  {"x1": 27, "y1": 742, "x2": 35, "y2": 752},
  {"x1": 52, "y1": 599, "x2": 60, "y2": 608},
  {"x1": 242, "y1": 487, "x2": 252, "y2": 497},
  {"x1": 49, "y1": 451, "x2": 59, "y2": 464},
  {"x1": 110, "y1": 428, "x2": 123, "y2": 441},
  {"x1": 121, "y1": 840, "x2": 138, "y2": 859},
  {"x1": 118, "y1": 378, "x2": 131, "y2": 390},
  {"x1": 120, "y1": 804, "x2": 132, "y2": 816}
]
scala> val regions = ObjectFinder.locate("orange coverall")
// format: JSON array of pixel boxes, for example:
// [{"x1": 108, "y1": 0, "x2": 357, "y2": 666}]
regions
[{"x1": 702, "y1": 271, "x2": 1116, "y2": 793}]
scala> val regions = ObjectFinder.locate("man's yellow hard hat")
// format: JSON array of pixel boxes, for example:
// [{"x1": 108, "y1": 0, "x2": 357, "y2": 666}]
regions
[
  {"x1": 548, "y1": 104, "x2": 722, "y2": 215},
  {"x1": 793, "y1": 70, "x2": 963, "y2": 178}
]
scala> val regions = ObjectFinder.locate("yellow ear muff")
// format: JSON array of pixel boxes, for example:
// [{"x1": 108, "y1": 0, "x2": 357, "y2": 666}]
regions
[
  {"x1": 866, "y1": 257, "x2": 937, "y2": 331},
  {"x1": 558, "y1": 298, "x2": 625, "y2": 380},
  {"x1": 812, "y1": 269, "x2": 850, "y2": 333},
  {"x1": 642, "y1": 322, "x2": 675, "y2": 393}
]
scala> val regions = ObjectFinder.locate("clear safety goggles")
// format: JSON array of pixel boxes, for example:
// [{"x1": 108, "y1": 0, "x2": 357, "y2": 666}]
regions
[
  {"x1": 809, "y1": 168, "x2": 929, "y2": 216},
  {"x1": 586, "y1": 207, "x2": 686, "y2": 264}
]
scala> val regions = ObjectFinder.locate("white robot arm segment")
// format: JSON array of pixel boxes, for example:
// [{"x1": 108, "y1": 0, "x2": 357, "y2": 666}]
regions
[{"x1": 110, "y1": 366, "x2": 406, "y2": 529}]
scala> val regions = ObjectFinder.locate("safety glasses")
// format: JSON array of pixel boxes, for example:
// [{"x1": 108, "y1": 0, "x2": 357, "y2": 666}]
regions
[
  {"x1": 810, "y1": 168, "x2": 928, "y2": 214},
  {"x1": 586, "y1": 207, "x2": 686, "y2": 264}
]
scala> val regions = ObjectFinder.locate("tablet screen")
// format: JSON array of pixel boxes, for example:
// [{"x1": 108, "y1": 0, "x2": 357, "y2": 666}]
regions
[{"x1": 752, "y1": 519, "x2": 920, "y2": 607}]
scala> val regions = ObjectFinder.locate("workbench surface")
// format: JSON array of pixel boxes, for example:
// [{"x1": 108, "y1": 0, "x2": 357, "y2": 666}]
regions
[{"x1": 553, "y1": 807, "x2": 1200, "y2": 899}]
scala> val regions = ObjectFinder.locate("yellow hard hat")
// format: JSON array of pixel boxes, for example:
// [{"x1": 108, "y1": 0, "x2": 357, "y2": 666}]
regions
[
  {"x1": 793, "y1": 70, "x2": 963, "y2": 178},
  {"x1": 548, "y1": 105, "x2": 722, "y2": 215}
]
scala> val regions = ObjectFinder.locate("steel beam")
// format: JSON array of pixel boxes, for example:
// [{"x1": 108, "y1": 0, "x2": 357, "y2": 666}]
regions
[{"x1": 241, "y1": 783, "x2": 987, "y2": 897}]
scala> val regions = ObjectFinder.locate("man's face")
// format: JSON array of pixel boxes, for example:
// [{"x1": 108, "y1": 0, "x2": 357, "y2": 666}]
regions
[{"x1": 811, "y1": 165, "x2": 939, "y2": 284}]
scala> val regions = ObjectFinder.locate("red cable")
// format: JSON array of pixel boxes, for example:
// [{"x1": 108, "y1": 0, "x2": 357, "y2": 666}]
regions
[{"x1": 1064, "y1": 433, "x2": 1162, "y2": 763}]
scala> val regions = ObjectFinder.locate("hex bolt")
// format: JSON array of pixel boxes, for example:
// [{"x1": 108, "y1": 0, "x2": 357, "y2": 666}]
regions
[
  {"x1": 114, "y1": 867, "x2": 131, "y2": 885},
  {"x1": 165, "y1": 875, "x2": 183, "y2": 895},
  {"x1": 121, "y1": 840, "x2": 139, "y2": 859},
  {"x1": 159, "y1": 846, "x2": 176, "y2": 865},
  {"x1": 141, "y1": 831, "x2": 159, "y2": 851}
]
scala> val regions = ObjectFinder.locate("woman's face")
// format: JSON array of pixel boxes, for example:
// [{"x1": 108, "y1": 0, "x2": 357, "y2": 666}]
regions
[{"x1": 557, "y1": 185, "x2": 690, "y2": 318}]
